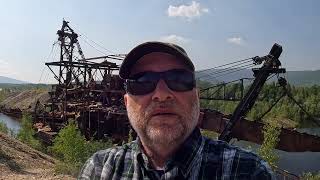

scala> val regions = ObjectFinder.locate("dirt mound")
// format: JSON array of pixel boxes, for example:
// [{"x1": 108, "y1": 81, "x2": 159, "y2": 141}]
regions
[
  {"x1": 0, "y1": 132, "x2": 74, "y2": 179},
  {"x1": 0, "y1": 90, "x2": 49, "y2": 112}
]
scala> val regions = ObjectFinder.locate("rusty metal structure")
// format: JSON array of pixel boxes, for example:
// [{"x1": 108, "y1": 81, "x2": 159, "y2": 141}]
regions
[
  {"x1": 35, "y1": 20, "x2": 320, "y2": 156},
  {"x1": 36, "y1": 20, "x2": 130, "y2": 143},
  {"x1": 199, "y1": 44, "x2": 320, "y2": 152}
]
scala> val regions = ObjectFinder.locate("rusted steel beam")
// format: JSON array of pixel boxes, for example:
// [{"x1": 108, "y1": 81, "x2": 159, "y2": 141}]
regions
[
  {"x1": 78, "y1": 55, "x2": 125, "y2": 61},
  {"x1": 199, "y1": 109, "x2": 320, "y2": 152},
  {"x1": 45, "y1": 61, "x2": 119, "y2": 69}
]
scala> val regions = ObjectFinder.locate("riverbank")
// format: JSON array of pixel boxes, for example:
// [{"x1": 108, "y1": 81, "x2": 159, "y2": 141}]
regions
[
  {"x1": 0, "y1": 132, "x2": 74, "y2": 179},
  {"x1": 0, "y1": 113, "x2": 21, "y2": 134},
  {"x1": 0, "y1": 89, "x2": 49, "y2": 117}
]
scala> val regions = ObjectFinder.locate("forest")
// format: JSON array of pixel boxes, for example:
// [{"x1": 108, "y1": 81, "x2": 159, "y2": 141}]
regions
[
  {"x1": 199, "y1": 81, "x2": 320, "y2": 128},
  {"x1": 1, "y1": 82, "x2": 320, "y2": 129}
]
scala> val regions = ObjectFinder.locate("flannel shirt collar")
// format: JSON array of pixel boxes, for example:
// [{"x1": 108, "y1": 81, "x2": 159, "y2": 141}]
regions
[
  {"x1": 133, "y1": 128, "x2": 204, "y2": 178},
  {"x1": 167, "y1": 128, "x2": 204, "y2": 177}
]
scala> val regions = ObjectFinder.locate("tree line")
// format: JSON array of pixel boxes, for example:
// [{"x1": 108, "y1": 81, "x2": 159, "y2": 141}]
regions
[{"x1": 200, "y1": 81, "x2": 320, "y2": 128}]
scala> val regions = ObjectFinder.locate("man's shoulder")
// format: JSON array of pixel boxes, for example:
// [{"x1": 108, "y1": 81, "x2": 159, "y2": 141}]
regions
[
  {"x1": 78, "y1": 141, "x2": 137, "y2": 179},
  {"x1": 200, "y1": 136, "x2": 274, "y2": 179},
  {"x1": 202, "y1": 136, "x2": 272, "y2": 170},
  {"x1": 203, "y1": 136, "x2": 262, "y2": 160}
]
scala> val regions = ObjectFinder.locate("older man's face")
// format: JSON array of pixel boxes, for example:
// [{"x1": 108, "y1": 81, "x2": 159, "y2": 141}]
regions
[{"x1": 124, "y1": 52, "x2": 200, "y2": 147}]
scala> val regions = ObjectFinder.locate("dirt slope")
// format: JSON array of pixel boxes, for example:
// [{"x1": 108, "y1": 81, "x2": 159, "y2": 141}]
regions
[
  {"x1": 0, "y1": 132, "x2": 74, "y2": 180},
  {"x1": 0, "y1": 90, "x2": 49, "y2": 112}
]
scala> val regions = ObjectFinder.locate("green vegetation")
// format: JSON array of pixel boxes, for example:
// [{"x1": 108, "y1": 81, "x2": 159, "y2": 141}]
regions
[
  {"x1": 0, "y1": 83, "x2": 50, "y2": 91},
  {"x1": 0, "y1": 121, "x2": 17, "y2": 137},
  {"x1": 0, "y1": 88, "x2": 9, "y2": 103},
  {"x1": 200, "y1": 82, "x2": 320, "y2": 128},
  {"x1": 17, "y1": 114, "x2": 42, "y2": 150},
  {"x1": 51, "y1": 121, "x2": 112, "y2": 176},
  {"x1": 0, "y1": 83, "x2": 50, "y2": 104},
  {"x1": 301, "y1": 171, "x2": 320, "y2": 180},
  {"x1": 201, "y1": 129, "x2": 219, "y2": 139},
  {"x1": 258, "y1": 119, "x2": 281, "y2": 167},
  {"x1": 199, "y1": 81, "x2": 320, "y2": 175},
  {"x1": 0, "y1": 121, "x2": 9, "y2": 134}
]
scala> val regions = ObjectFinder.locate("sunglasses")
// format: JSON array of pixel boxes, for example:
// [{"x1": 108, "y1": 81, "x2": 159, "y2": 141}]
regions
[{"x1": 124, "y1": 69, "x2": 196, "y2": 95}]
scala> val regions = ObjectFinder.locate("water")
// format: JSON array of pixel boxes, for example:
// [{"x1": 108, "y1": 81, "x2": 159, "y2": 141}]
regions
[
  {"x1": 0, "y1": 112, "x2": 319, "y2": 174},
  {"x1": 234, "y1": 131, "x2": 320, "y2": 175},
  {"x1": 0, "y1": 113, "x2": 21, "y2": 134}
]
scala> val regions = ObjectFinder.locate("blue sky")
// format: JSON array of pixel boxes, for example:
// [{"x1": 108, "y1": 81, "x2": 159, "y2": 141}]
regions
[{"x1": 0, "y1": 0, "x2": 319, "y2": 83}]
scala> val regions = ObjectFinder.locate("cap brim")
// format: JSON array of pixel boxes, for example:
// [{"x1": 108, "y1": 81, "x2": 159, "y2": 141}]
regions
[{"x1": 119, "y1": 41, "x2": 194, "y2": 79}]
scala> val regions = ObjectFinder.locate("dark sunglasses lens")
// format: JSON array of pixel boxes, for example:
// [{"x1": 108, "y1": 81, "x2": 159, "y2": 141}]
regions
[
  {"x1": 127, "y1": 81, "x2": 156, "y2": 95},
  {"x1": 126, "y1": 72, "x2": 159, "y2": 95},
  {"x1": 165, "y1": 70, "x2": 195, "y2": 91},
  {"x1": 126, "y1": 70, "x2": 195, "y2": 95}
]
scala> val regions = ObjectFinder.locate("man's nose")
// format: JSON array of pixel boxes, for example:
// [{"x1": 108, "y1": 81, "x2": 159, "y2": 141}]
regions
[{"x1": 151, "y1": 79, "x2": 174, "y2": 102}]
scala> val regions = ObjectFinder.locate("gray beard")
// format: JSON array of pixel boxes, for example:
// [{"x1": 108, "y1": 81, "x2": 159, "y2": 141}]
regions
[{"x1": 127, "y1": 99, "x2": 200, "y2": 148}]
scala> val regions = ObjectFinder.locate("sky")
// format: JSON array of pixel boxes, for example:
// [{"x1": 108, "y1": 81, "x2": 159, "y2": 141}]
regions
[{"x1": 0, "y1": 0, "x2": 319, "y2": 83}]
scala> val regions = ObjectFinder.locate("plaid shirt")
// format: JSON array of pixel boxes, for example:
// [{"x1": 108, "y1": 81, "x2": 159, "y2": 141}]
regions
[{"x1": 79, "y1": 128, "x2": 275, "y2": 180}]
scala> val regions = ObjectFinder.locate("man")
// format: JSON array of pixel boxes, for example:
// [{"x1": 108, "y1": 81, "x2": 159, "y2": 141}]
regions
[{"x1": 79, "y1": 42, "x2": 275, "y2": 179}]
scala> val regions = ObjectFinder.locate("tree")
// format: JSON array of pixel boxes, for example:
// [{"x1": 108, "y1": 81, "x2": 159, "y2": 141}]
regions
[{"x1": 17, "y1": 113, "x2": 41, "y2": 150}]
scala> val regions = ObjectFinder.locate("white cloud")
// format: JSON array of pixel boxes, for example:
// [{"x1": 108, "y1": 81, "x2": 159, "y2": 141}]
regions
[
  {"x1": 167, "y1": 1, "x2": 209, "y2": 20},
  {"x1": 159, "y1": 34, "x2": 189, "y2": 44},
  {"x1": 227, "y1": 37, "x2": 245, "y2": 45}
]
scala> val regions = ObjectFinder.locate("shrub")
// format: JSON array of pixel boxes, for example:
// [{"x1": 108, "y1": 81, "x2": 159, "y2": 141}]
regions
[
  {"x1": 51, "y1": 121, "x2": 88, "y2": 164},
  {"x1": 0, "y1": 121, "x2": 9, "y2": 134},
  {"x1": 51, "y1": 121, "x2": 112, "y2": 176},
  {"x1": 301, "y1": 171, "x2": 320, "y2": 180},
  {"x1": 258, "y1": 118, "x2": 281, "y2": 167},
  {"x1": 17, "y1": 113, "x2": 41, "y2": 150}
]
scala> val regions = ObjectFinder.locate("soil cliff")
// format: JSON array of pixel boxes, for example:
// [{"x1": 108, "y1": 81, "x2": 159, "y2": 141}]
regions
[{"x1": 0, "y1": 132, "x2": 74, "y2": 179}]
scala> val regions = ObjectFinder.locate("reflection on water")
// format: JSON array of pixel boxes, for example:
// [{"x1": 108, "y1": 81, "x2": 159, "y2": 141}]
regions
[
  {"x1": 234, "y1": 138, "x2": 320, "y2": 175},
  {"x1": 0, "y1": 113, "x2": 21, "y2": 134},
  {"x1": 297, "y1": 128, "x2": 320, "y2": 136}
]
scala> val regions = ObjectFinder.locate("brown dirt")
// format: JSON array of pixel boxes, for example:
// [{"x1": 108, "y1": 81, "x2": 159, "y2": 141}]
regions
[
  {"x1": 0, "y1": 132, "x2": 74, "y2": 180},
  {"x1": 0, "y1": 90, "x2": 49, "y2": 112}
]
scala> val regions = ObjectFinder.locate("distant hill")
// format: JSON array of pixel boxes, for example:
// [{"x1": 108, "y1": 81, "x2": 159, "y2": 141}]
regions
[
  {"x1": 196, "y1": 69, "x2": 320, "y2": 86},
  {"x1": 0, "y1": 76, "x2": 28, "y2": 84},
  {"x1": 286, "y1": 70, "x2": 320, "y2": 86}
]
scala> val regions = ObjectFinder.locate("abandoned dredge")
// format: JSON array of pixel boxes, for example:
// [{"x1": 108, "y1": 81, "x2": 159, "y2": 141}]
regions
[{"x1": 1, "y1": 21, "x2": 320, "y2": 177}]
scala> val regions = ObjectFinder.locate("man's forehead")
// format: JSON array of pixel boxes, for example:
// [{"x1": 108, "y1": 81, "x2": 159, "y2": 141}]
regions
[{"x1": 130, "y1": 52, "x2": 190, "y2": 75}]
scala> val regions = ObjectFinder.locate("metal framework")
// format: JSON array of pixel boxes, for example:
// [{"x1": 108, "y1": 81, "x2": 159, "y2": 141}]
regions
[
  {"x1": 35, "y1": 20, "x2": 320, "y2": 155},
  {"x1": 37, "y1": 20, "x2": 130, "y2": 143},
  {"x1": 200, "y1": 78, "x2": 253, "y2": 101}
]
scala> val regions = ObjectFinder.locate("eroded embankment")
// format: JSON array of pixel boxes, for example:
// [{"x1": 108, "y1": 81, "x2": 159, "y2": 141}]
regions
[
  {"x1": 0, "y1": 90, "x2": 49, "y2": 116},
  {"x1": 0, "y1": 132, "x2": 74, "y2": 179}
]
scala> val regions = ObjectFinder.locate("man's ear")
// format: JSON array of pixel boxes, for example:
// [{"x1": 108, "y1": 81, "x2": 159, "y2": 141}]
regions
[{"x1": 124, "y1": 94, "x2": 128, "y2": 107}]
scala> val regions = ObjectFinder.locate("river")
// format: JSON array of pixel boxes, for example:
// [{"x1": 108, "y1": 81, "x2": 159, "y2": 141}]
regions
[
  {"x1": 234, "y1": 140, "x2": 320, "y2": 174},
  {"x1": 0, "y1": 113, "x2": 319, "y2": 175},
  {"x1": 0, "y1": 113, "x2": 21, "y2": 134}
]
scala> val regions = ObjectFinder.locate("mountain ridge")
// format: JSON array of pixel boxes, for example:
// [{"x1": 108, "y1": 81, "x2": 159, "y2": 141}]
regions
[
  {"x1": 0, "y1": 76, "x2": 28, "y2": 84},
  {"x1": 1, "y1": 69, "x2": 319, "y2": 86},
  {"x1": 196, "y1": 69, "x2": 320, "y2": 86}
]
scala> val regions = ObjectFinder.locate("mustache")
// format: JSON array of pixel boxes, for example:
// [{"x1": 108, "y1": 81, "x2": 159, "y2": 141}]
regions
[{"x1": 145, "y1": 100, "x2": 177, "y2": 118}]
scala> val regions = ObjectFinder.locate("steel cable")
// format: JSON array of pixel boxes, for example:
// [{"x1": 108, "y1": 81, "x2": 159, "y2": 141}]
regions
[
  {"x1": 72, "y1": 25, "x2": 117, "y2": 55},
  {"x1": 197, "y1": 60, "x2": 254, "y2": 79},
  {"x1": 197, "y1": 57, "x2": 253, "y2": 73},
  {"x1": 200, "y1": 63, "x2": 256, "y2": 82},
  {"x1": 79, "y1": 36, "x2": 108, "y2": 56},
  {"x1": 198, "y1": 61, "x2": 254, "y2": 79}
]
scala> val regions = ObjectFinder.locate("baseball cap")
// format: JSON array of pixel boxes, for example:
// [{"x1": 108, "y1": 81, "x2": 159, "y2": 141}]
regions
[{"x1": 119, "y1": 41, "x2": 195, "y2": 79}]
